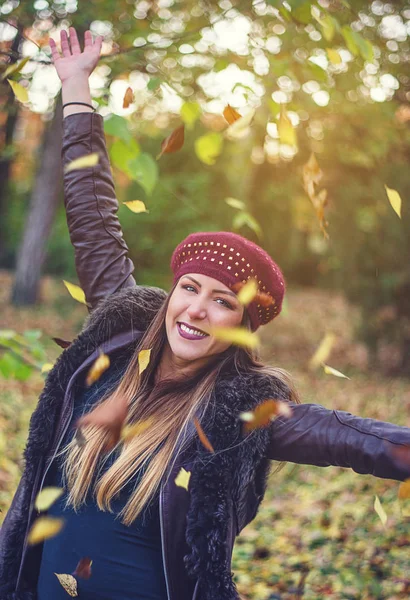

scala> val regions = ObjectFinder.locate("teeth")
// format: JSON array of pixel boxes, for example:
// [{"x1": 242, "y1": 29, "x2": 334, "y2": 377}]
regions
[{"x1": 180, "y1": 323, "x2": 207, "y2": 338}]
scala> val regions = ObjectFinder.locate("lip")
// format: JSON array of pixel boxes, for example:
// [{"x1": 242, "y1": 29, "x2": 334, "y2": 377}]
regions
[{"x1": 177, "y1": 321, "x2": 209, "y2": 341}]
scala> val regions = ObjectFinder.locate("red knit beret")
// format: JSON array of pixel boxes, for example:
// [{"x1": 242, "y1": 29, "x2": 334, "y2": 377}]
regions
[{"x1": 170, "y1": 231, "x2": 286, "y2": 331}]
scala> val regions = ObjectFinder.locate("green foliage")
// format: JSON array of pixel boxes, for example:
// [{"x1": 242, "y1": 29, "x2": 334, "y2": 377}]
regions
[{"x1": 0, "y1": 329, "x2": 48, "y2": 381}]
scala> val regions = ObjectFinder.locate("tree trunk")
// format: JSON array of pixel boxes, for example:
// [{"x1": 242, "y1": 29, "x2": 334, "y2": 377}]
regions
[
  {"x1": 11, "y1": 99, "x2": 63, "y2": 306},
  {"x1": 0, "y1": 27, "x2": 23, "y2": 264}
]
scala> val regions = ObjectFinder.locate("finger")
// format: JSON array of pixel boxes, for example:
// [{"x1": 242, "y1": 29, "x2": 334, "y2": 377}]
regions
[
  {"x1": 49, "y1": 37, "x2": 61, "y2": 63},
  {"x1": 69, "y1": 26, "x2": 81, "y2": 55},
  {"x1": 84, "y1": 30, "x2": 93, "y2": 49},
  {"x1": 60, "y1": 29, "x2": 71, "y2": 58}
]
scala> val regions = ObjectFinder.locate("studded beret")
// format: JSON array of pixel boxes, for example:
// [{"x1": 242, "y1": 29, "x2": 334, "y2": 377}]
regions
[{"x1": 170, "y1": 231, "x2": 286, "y2": 331}]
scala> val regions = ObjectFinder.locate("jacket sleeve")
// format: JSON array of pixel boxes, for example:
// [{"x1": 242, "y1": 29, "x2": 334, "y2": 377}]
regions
[
  {"x1": 267, "y1": 402, "x2": 410, "y2": 482},
  {"x1": 62, "y1": 112, "x2": 136, "y2": 311}
]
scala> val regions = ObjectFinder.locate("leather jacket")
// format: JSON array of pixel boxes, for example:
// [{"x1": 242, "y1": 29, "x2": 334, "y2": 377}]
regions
[{"x1": 1, "y1": 112, "x2": 410, "y2": 600}]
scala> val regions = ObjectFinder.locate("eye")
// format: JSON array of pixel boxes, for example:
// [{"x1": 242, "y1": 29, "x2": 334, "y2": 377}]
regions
[
  {"x1": 181, "y1": 284, "x2": 197, "y2": 293},
  {"x1": 215, "y1": 297, "x2": 234, "y2": 310}
]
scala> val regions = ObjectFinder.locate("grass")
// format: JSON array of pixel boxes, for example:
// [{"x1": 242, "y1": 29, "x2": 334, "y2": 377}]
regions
[{"x1": 1, "y1": 269, "x2": 410, "y2": 599}]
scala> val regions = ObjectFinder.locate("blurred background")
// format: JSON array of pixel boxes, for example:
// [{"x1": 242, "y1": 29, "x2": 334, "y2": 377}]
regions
[{"x1": 1, "y1": 0, "x2": 410, "y2": 598}]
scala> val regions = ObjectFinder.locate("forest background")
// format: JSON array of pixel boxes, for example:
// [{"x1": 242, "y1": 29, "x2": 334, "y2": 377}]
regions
[{"x1": 1, "y1": 0, "x2": 410, "y2": 598}]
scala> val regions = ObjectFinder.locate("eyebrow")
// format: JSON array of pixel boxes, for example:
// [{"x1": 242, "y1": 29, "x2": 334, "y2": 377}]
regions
[{"x1": 183, "y1": 276, "x2": 238, "y2": 298}]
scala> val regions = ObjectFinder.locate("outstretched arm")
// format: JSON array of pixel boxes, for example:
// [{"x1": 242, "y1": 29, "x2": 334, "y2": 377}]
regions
[
  {"x1": 267, "y1": 402, "x2": 410, "y2": 482},
  {"x1": 50, "y1": 28, "x2": 136, "y2": 311}
]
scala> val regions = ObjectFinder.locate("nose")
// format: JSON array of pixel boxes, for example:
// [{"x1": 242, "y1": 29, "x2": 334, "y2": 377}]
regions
[{"x1": 186, "y1": 296, "x2": 207, "y2": 321}]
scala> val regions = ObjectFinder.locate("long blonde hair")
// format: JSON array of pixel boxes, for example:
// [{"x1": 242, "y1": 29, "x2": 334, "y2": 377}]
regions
[{"x1": 59, "y1": 282, "x2": 300, "y2": 526}]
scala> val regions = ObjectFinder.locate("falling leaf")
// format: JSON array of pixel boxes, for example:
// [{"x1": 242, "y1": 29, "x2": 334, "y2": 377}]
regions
[
  {"x1": 7, "y1": 79, "x2": 29, "y2": 103},
  {"x1": 41, "y1": 363, "x2": 54, "y2": 374},
  {"x1": 54, "y1": 573, "x2": 78, "y2": 597},
  {"x1": 374, "y1": 495, "x2": 387, "y2": 527},
  {"x1": 223, "y1": 104, "x2": 241, "y2": 124},
  {"x1": 194, "y1": 132, "x2": 223, "y2": 165},
  {"x1": 63, "y1": 280, "x2": 87, "y2": 305},
  {"x1": 180, "y1": 102, "x2": 201, "y2": 129},
  {"x1": 326, "y1": 48, "x2": 342, "y2": 65},
  {"x1": 75, "y1": 391, "x2": 128, "y2": 452},
  {"x1": 27, "y1": 516, "x2": 64, "y2": 545},
  {"x1": 52, "y1": 337, "x2": 72, "y2": 349},
  {"x1": 35, "y1": 487, "x2": 64, "y2": 512},
  {"x1": 225, "y1": 109, "x2": 256, "y2": 140},
  {"x1": 278, "y1": 106, "x2": 296, "y2": 146},
  {"x1": 303, "y1": 153, "x2": 329, "y2": 239},
  {"x1": 121, "y1": 417, "x2": 154, "y2": 442},
  {"x1": 232, "y1": 211, "x2": 263, "y2": 239},
  {"x1": 323, "y1": 364, "x2": 350, "y2": 379},
  {"x1": 74, "y1": 428, "x2": 87, "y2": 448},
  {"x1": 85, "y1": 352, "x2": 110, "y2": 387},
  {"x1": 138, "y1": 348, "x2": 151, "y2": 376},
  {"x1": 309, "y1": 332, "x2": 336, "y2": 370},
  {"x1": 384, "y1": 185, "x2": 402, "y2": 219},
  {"x1": 398, "y1": 479, "x2": 410, "y2": 500},
  {"x1": 123, "y1": 200, "x2": 149, "y2": 214},
  {"x1": 239, "y1": 399, "x2": 293, "y2": 432},
  {"x1": 157, "y1": 125, "x2": 185, "y2": 159},
  {"x1": 193, "y1": 416, "x2": 215, "y2": 453},
  {"x1": 225, "y1": 197, "x2": 246, "y2": 210},
  {"x1": 2, "y1": 56, "x2": 30, "y2": 80},
  {"x1": 72, "y1": 557, "x2": 93, "y2": 580},
  {"x1": 236, "y1": 279, "x2": 258, "y2": 306},
  {"x1": 123, "y1": 86, "x2": 134, "y2": 109},
  {"x1": 175, "y1": 467, "x2": 191, "y2": 491},
  {"x1": 64, "y1": 153, "x2": 99, "y2": 174},
  {"x1": 388, "y1": 444, "x2": 410, "y2": 469},
  {"x1": 210, "y1": 326, "x2": 260, "y2": 349}
]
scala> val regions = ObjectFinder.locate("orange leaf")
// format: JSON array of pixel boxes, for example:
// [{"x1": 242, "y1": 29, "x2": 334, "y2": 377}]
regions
[
  {"x1": 157, "y1": 125, "x2": 185, "y2": 159},
  {"x1": 223, "y1": 104, "x2": 241, "y2": 125},
  {"x1": 75, "y1": 393, "x2": 128, "y2": 452},
  {"x1": 240, "y1": 399, "x2": 292, "y2": 432},
  {"x1": 193, "y1": 416, "x2": 214, "y2": 453},
  {"x1": 123, "y1": 86, "x2": 134, "y2": 109},
  {"x1": 72, "y1": 557, "x2": 93, "y2": 580},
  {"x1": 398, "y1": 479, "x2": 410, "y2": 500},
  {"x1": 388, "y1": 444, "x2": 410, "y2": 469}
]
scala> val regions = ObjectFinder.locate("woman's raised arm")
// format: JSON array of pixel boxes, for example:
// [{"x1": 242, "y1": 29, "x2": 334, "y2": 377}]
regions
[
  {"x1": 50, "y1": 28, "x2": 136, "y2": 311},
  {"x1": 267, "y1": 402, "x2": 410, "y2": 482}
]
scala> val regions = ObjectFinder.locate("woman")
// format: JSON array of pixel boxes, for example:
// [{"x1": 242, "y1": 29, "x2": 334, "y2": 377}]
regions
[{"x1": 1, "y1": 28, "x2": 410, "y2": 600}]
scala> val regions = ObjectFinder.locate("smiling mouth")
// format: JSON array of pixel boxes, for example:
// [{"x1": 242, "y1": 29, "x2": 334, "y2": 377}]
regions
[{"x1": 177, "y1": 321, "x2": 209, "y2": 339}]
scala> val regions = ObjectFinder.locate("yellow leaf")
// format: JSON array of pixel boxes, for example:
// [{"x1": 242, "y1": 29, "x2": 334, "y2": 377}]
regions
[
  {"x1": 138, "y1": 348, "x2": 151, "y2": 376},
  {"x1": 86, "y1": 352, "x2": 110, "y2": 387},
  {"x1": 41, "y1": 363, "x2": 54, "y2": 374},
  {"x1": 123, "y1": 200, "x2": 149, "y2": 214},
  {"x1": 278, "y1": 107, "x2": 296, "y2": 146},
  {"x1": 237, "y1": 279, "x2": 258, "y2": 306},
  {"x1": 374, "y1": 495, "x2": 387, "y2": 527},
  {"x1": 175, "y1": 467, "x2": 191, "y2": 491},
  {"x1": 326, "y1": 48, "x2": 342, "y2": 65},
  {"x1": 398, "y1": 479, "x2": 410, "y2": 500},
  {"x1": 64, "y1": 153, "x2": 99, "y2": 174},
  {"x1": 63, "y1": 280, "x2": 87, "y2": 305},
  {"x1": 3, "y1": 56, "x2": 30, "y2": 80},
  {"x1": 54, "y1": 573, "x2": 78, "y2": 597},
  {"x1": 309, "y1": 332, "x2": 336, "y2": 370},
  {"x1": 210, "y1": 326, "x2": 260, "y2": 349},
  {"x1": 27, "y1": 516, "x2": 64, "y2": 545},
  {"x1": 384, "y1": 185, "x2": 402, "y2": 219},
  {"x1": 121, "y1": 417, "x2": 154, "y2": 442},
  {"x1": 323, "y1": 364, "x2": 350, "y2": 380},
  {"x1": 35, "y1": 487, "x2": 64, "y2": 511},
  {"x1": 225, "y1": 108, "x2": 256, "y2": 140},
  {"x1": 225, "y1": 197, "x2": 246, "y2": 210},
  {"x1": 7, "y1": 79, "x2": 28, "y2": 103}
]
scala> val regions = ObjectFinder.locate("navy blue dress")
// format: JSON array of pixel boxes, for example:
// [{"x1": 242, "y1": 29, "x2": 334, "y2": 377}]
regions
[{"x1": 37, "y1": 352, "x2": 168, "y2": 599}]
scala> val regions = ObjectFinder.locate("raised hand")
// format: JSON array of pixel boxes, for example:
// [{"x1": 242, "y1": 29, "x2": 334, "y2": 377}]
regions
[{"x1": 49, "y1": 27, "x2": 103, "y2": 84}]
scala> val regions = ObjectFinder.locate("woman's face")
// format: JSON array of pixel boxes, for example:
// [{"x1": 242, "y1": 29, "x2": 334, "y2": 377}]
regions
[{"x1": 164, "y1": 273, "x2": 244, "y2": 370}]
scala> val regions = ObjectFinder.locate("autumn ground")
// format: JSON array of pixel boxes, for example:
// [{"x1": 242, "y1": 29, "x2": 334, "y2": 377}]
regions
[{"x1": 1, "y1": 269, "x2": 410, "y2": 599}]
